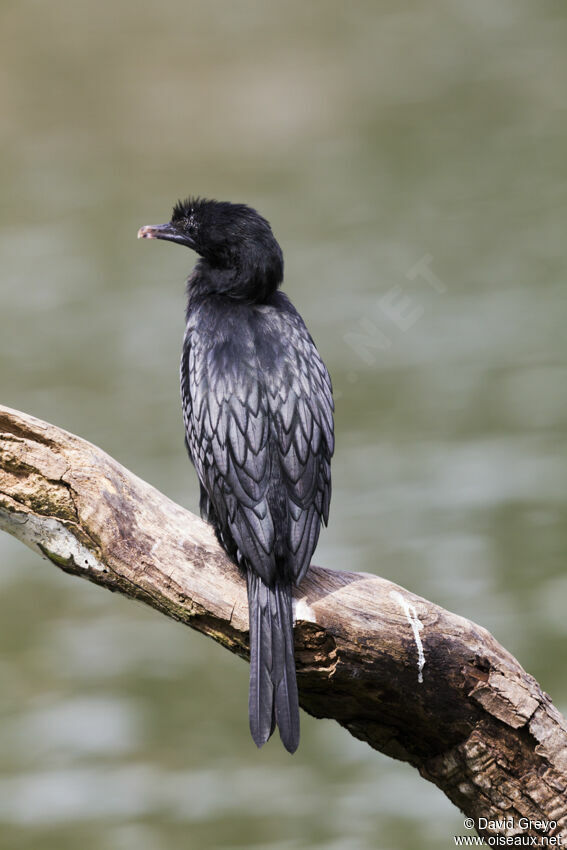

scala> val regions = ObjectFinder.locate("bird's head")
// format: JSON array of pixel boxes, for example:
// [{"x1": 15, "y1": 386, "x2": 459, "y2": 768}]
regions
[{"x1": 138, "y1": 197, "x2": 284, "y2": 302}]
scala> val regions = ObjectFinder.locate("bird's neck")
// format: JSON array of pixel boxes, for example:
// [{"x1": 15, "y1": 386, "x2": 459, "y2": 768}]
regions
[{"x1": 186, "y1": 256, "x2": 283, "y2": 308}]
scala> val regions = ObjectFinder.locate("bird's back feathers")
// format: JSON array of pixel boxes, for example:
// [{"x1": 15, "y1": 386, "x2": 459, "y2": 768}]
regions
[{"x1": 181, "y1": 291, "x2": 333, "y2": 588}]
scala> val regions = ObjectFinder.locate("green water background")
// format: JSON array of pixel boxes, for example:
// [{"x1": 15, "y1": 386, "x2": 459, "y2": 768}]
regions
[{"x1": 1, "y1": 2, "x2": 566, "y2": 848}]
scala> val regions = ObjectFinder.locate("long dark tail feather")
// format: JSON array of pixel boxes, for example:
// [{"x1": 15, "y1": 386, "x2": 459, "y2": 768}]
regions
[
  {"x1": 273, "y1": 582, "x2": 300, "y2": 752},
  {"x1": 247, "y1": 572, "x2": 300, "y2": 754},
  {"x1": 247, "y1": 572, "x2": 274, "y2": 748}
]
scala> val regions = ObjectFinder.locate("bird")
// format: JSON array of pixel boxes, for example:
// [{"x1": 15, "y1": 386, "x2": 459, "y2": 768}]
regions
[{"x1": 138, "y1": 198, "x2": 334, "y2": 753}]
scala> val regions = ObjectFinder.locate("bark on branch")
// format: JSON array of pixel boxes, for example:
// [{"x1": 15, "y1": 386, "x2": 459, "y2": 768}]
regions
[{"x1": 0, "y1": 404, "x2": 566, "y2": 840}]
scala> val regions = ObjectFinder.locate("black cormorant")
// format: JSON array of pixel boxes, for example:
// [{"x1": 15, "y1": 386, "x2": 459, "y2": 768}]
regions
[{"x1": 138, "y1": 199, "x2": 334, "y2": 753}]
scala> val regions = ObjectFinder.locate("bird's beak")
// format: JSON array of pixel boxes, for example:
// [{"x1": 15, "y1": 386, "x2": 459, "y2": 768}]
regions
[{"x1": 137, "y1": 222, "x2": 195, "y2": 248}]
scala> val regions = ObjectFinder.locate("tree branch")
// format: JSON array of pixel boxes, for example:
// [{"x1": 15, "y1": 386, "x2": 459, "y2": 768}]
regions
[{"x1": 1, "y1": 404, "x2": 566, "y2": 840}]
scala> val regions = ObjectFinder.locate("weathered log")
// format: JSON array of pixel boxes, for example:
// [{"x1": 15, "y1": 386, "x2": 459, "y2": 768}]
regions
[{"x1": 0, "y1": 404, "x2": 566, "y2": 841}]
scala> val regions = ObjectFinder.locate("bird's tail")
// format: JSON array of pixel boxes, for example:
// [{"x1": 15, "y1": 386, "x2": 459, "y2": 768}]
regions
[{"x1": 246, "y1": 571, "x2": 300, "y2": 754}]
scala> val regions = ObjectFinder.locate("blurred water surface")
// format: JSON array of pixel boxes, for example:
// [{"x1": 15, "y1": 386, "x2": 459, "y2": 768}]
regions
[{"x1": 1, "y1": 1, "x2": 566, "y2": 848}]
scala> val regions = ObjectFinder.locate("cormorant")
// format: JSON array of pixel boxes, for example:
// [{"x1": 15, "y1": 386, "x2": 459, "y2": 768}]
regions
[{"x1": 138, "y1": 198, "x2": 334, "y2": 753}]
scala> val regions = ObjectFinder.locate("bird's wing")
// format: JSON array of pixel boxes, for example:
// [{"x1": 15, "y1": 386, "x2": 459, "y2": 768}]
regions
[
  {"x1": 261, "y1": 310, "x2": 334, "y2": 583},
  {"x1": 184, "y1": 304, "x2": 333, "y2": 587},
  {"x1": 180, "y1": 328, "x2": 195, "y2": 464},
  {"x1": 185, "y1": 322, "x2": 278, "y2": 585}
]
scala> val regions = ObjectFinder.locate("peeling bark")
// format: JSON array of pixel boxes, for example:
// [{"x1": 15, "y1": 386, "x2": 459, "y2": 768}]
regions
[{"x1": 0, "y1": 404, "x2": 566, "y2": 840}]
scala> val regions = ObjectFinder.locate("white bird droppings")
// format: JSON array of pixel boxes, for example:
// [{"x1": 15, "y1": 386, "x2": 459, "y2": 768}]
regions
[
  {"x1": 293, "y1": 596, "x2": 316, "y2": 624},
  {"x1": 390, "y1": 590, "x2": 426, "y2": 683}
]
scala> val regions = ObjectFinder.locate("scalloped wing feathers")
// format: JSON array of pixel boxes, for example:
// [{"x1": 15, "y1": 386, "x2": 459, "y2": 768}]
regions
[{"x1": 181, "y1": 293, "x2": 333, "y2": 587}]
